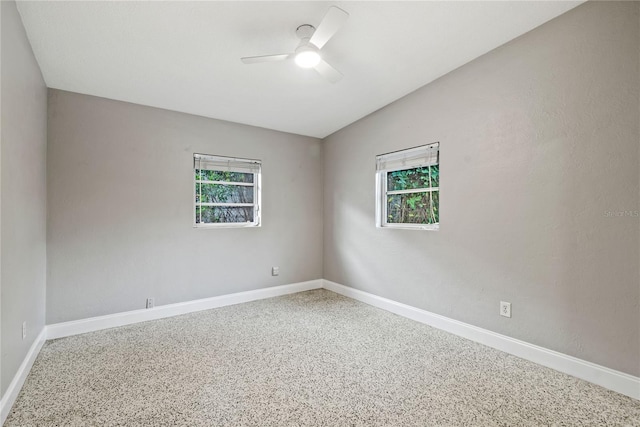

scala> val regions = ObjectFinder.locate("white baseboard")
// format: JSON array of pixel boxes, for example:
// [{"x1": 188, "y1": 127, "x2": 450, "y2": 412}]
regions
[
  {"x1": 1, "y1": 328, "x2": 47, "y2": 425},
  {"x1": 47, "y1": 279, "x2": 323, "y2": 340},
  {"x1": 323, "y1": 280, "x2": 639, "y2": 400},
  {"x1": 3, "y1": 277, "x2": 637, "y2": 425}
]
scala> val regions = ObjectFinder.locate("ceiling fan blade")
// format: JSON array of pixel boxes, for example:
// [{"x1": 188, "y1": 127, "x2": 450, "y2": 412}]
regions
[
  {"x1": 309, "y1": 6, "x2": 349, "y2": 49},
  {"x1": 314, "y1": 59, "x2": 343, "y2": 83},
  {"x1": 241, "y1": 54, "x2": 291, "y2": 64}
]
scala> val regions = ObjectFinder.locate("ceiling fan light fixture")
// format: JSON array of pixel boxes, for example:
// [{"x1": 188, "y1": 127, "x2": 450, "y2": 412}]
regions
[
  {"x1": 240, "y1": 6, "x2": 349, "y2": 82},
  {"x1": 294, "y1": 46, "x2": 321, "y2": 68}
]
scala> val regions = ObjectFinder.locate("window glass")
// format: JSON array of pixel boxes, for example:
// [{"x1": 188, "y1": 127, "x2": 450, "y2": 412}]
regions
[{"x1": 194, "y1": 154, "x2": 261, "y2": 227}]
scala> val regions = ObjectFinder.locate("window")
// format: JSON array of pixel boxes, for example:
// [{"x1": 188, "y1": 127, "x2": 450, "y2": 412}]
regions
[
  {"x1": 194, "y1": 154, "x2": 261, "y2": 227},
  {"x1": 375, "y1": 143, "x2": 439, "y2": 230}
]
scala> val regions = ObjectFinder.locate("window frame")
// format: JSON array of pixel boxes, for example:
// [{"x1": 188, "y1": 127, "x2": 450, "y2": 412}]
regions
[
  {"x1": 193, "y1": 154, "x2": 262, "y2": 229},
  {"x1": 375, "y1": 143, "x2": 440, "y2": 231}
]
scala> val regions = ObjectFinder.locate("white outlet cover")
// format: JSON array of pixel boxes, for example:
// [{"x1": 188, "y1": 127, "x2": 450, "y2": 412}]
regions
[
  {"x1": 500, "y1": 301, "x2": 512, "y2": 318},
  {"x1": 271, "y1": 267, "x2": 280, "y2": 276}
]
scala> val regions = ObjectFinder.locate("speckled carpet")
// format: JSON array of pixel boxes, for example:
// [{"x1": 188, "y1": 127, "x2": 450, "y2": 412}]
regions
[{"x1": 5, "y1": 289, "x2": 640, "y2": 426}]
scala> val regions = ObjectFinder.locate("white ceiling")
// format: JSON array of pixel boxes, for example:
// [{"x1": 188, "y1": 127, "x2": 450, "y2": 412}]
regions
[{"x1": 17, "y1": 1, "x2": 582, "y2": 138}]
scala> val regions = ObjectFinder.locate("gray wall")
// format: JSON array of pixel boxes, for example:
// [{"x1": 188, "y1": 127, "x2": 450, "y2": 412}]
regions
[
  {"x1": 323, "y1": 1, "x2": 639, "y2": 376},
  {"x1": 1, "y1": 0, "x2": 48, "y2": 396},
  {"x1": 47, "y1": 90, "x2": 323, "y2": 324}
]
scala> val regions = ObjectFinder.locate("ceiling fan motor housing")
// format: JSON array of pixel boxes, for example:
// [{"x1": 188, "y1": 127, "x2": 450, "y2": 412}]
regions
[
  {"x1": 294, "y1": 24, "x2": 321, "y2": 68},
  {"x1": 296, "y1": 24, "x2": 316, "y2": 42}
]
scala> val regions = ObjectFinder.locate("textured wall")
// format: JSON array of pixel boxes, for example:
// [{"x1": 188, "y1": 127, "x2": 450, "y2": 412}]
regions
[
  {"x1": 47, "y1": 90, "x2": 323, "y2": 324},
  {"x1": 1, "y1": 0, "x2": 48, "y2": 395},
  {"x1": 323, "y1": 1, "x2": 639, "y2": 375}
]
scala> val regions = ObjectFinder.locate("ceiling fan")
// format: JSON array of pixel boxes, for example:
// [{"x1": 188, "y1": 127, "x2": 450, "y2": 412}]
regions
[{"x1": 241, "y1": 6, "x2": 349, "y2": 83}]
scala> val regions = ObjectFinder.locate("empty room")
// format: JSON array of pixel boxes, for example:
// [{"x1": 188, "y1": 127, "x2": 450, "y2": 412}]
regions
[{"x1": 1, "y1": 0, "x2": 639, "y2": 425}]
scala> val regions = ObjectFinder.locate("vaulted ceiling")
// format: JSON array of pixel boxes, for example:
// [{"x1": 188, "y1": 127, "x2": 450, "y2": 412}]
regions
[{"x1": 17, "y1": 1, "x2": 582, "y2": 138}]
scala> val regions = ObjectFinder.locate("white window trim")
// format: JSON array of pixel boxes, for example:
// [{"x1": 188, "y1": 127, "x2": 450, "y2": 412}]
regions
[
  {"x1": 193, "y1": 154, "x2": 262, "y2": 228},
  {"x1": 375, "y1": 143, "x2": 440, "y2": 231}
]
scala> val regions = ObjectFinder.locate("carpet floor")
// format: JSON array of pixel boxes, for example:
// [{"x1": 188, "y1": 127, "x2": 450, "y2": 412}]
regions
[{"x1": 5, "y1": 289, "x2": 640, "y2": 426}]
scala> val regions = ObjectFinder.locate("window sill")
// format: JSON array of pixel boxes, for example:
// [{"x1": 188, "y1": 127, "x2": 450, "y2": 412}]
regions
[
  {"x1": 194, "y1": 222, "x2": 260, "y2": 229},
  {"x1": 378, "y1": 223, "x2": 439, "y2": 231}
]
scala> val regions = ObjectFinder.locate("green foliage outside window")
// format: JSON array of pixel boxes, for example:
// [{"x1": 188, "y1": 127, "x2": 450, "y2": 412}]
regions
[
  {"x1": 195, "y1": 170, "x2": 253, "y2": 183},
  {"x1": 387, "y1": 165, "x2": 439, "y2": 225},
  {"x1": 195, "y1": 170, "x2": 254, "y2": 224}
]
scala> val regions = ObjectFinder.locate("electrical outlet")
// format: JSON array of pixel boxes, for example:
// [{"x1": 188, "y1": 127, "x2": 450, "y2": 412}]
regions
[
  {"x1": 22, "y1": 321, "x2": 27, "y2": 340},
  {"x1": 500, "y1": 301, "x2": 511, "y2": 318},
  {"x1": 271, "y1": 266, "x2": 279, "y2": 276},
  {"x1": 146, "y1": 298, "x2": 154, "y2": 309}
]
